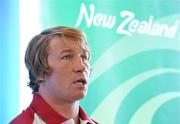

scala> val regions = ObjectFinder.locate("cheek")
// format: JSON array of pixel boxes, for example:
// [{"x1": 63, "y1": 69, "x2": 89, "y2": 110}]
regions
[
  {"x1": 45, "y1": 69, "x2": 68, "y2": 90},
  {"x1": 47, "y1": 62, "x2": 66, "y2": 76},
  {"x1": 50, "y1": 69, "x2": 65, "y2": 79},
  {"x1": 50, "y1": 66, "x2": 71, "y2": 82},
  {"x1": 45, "y1": 67, "x2": 62, "y2": 83}
]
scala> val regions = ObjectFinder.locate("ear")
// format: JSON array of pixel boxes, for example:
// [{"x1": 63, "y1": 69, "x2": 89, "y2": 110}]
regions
[{"x1": 37, "y1": 74, "x2": 45, "y2": 81}]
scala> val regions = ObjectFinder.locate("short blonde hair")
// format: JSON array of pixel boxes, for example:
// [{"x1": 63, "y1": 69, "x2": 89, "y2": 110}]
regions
[{"x1": 25, "y1": 26, "x2": 90, "y2": 93}]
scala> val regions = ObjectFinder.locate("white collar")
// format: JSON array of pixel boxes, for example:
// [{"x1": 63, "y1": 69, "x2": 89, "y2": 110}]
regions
[{"x1": 62, "y1": 118, "x2": 89, "y2": 124}]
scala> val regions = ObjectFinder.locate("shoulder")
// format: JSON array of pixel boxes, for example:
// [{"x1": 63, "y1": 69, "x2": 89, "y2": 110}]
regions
[{"x1": 9, "y1": 107, "x2": 35, "y2": 124}]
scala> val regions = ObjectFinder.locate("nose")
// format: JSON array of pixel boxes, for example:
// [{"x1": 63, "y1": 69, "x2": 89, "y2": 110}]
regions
[{"x1": 73, "y1": 56, "x2": 87, "y2": 73}]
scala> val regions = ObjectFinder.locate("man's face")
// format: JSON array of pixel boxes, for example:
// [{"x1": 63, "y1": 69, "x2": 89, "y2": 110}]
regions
[{"x1": 42, "y1": 36, "x2": 90, "y2": 103}]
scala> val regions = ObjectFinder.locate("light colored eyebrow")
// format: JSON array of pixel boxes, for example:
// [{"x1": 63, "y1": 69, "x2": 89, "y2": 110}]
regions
[
  {"x1": 57, "y1": 48, "x2": 90, "y2": 58},
  {"x1": 57, "y1": 49, "x2": 73, "y2": 56}
]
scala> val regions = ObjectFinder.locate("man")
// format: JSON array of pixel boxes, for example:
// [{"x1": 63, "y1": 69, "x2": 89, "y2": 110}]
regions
[{"x1": 10, "y1": 26, "x2": 98, "y2": 124}]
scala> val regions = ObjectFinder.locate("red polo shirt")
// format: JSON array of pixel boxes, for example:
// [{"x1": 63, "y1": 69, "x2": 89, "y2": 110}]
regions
[{"x1": 10, "y1": 94, "x2": 98, "y2": 124}]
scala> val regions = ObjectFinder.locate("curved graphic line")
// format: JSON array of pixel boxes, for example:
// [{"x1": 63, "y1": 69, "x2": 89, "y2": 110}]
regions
[
  {"x1": 90, "y1": 36, "x2": 180, "y2": 83},
  {"x1": 90, "y1": 68, "x2": 180, "y2": 124},
  {"x1": 90, "y1": 14, "x2": 180, "y2": 83},
  {"x1": 129, "y1": 92, "x2": 180, "y2": 124}
]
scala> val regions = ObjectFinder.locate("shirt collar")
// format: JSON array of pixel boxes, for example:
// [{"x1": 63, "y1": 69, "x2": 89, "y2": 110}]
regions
[
  {"x1": 30, "y1": 93, "x2": 93, "y2": 124},
  {"x1": 62, "y1": 118, "x2": 89, "y2": 124}
]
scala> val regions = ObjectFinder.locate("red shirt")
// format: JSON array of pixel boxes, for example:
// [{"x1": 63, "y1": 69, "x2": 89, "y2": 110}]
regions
[{"x1": 10, "y1": 94, "x2": 98, "y2": 124}]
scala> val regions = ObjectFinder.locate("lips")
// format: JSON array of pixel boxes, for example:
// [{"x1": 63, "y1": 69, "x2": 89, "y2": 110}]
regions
[{"x1": 74, "y1": 78, "x2": 87, "y2": 85}]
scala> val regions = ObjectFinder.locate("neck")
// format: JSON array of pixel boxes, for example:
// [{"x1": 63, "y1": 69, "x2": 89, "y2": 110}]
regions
[
  {"x1": 56, "y1": 102, "x2": 79, "y2": 122},
  {"x1": 38, "y1": 90, "x2": 80, "y2": 123},
  {"x1": 49, "y1": 100, "x2": 80, "y2": 123}
]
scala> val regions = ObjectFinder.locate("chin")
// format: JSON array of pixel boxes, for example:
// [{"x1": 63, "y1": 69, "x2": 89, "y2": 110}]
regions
[{"x1": 74, "y1": 92, "x2": 87, "y2": 101}]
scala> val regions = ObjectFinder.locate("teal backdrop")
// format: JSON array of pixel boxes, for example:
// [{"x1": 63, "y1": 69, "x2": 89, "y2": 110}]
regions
[
  {"x1": 0, "y1": 0, "x2": 19, "y2": 124},
  {"x1": 1, "y1": 0, "x2": 180, "y2": 124}
]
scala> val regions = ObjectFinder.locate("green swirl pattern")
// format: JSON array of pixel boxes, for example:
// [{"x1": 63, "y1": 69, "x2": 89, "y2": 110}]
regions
[{"x1": 40, "y1": 1, "x2": 180, "y2": 123}]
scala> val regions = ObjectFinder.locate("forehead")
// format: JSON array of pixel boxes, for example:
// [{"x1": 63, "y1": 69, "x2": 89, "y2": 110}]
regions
[{"x1": 48, "y1": 36, "x2": 89, "y2": 53}]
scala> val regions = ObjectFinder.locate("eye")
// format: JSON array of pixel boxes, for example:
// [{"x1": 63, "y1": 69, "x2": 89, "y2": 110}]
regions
[{"x1": 62, "y1": 54, "x2": 72, "y2": 60}]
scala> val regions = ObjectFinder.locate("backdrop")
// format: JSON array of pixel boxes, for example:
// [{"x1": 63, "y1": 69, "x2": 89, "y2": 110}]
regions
[{"x1": 1, "y1": 0, "x2": 180, "y2": 124}]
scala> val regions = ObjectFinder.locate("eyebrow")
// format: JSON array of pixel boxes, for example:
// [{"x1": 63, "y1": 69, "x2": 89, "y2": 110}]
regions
[
  {"x1": 57, "y1": 49, "x2": 72, "y2": 55},
  {"x1": 57, "y1": 48, "x2": 90, "y2": 58}
]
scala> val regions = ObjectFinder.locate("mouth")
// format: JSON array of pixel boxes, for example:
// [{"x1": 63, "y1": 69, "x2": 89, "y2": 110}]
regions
[{"x1": 74, "y1": 78, "x2": 87, "y2": 85}]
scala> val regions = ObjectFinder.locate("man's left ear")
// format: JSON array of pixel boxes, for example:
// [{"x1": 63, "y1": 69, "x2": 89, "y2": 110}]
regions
[{"x1": 37, "y1": 74, "x2": 45, "y2": 82}]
